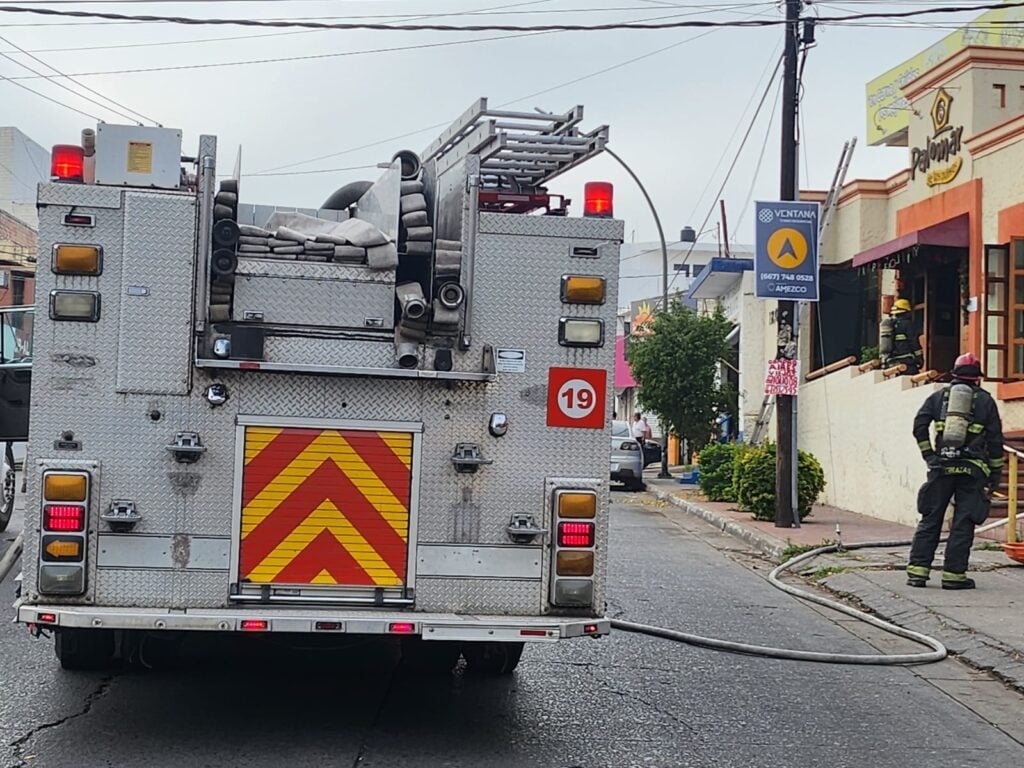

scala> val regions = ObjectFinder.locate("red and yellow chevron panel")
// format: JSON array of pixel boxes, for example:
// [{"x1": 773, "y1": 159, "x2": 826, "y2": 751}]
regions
[{"x1": 239, "y1": 426, "x2": 413, "y2": 588}]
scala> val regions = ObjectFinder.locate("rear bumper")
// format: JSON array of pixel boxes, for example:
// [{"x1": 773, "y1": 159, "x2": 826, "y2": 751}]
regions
[{"x1": 16, "y1": 603, "x2": 609, "y2": 642}]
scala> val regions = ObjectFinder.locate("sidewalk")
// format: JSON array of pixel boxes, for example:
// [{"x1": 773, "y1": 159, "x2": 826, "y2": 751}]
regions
[{"x1": 644, "y1": 476, "x2": 1024, "y2": 693}]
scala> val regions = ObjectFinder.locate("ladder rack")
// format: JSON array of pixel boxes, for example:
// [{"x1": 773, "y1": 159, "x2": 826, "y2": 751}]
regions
[{"x1": 421, "y1": 98, "x2": 609, "y2": 191}]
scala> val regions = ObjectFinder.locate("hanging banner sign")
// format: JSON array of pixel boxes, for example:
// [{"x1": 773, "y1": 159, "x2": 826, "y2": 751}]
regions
[
  {"x1": 765, "y1": 358, "x2": 800, "y2": 397},
  {"x1": 754, "y1": 201, "x2": 820, "y2": 302}
]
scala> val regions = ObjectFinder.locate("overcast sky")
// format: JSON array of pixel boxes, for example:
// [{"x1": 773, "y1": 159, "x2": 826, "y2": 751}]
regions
[{"x1": 0, "y1": 1, "x2": 989, "y2": 245}]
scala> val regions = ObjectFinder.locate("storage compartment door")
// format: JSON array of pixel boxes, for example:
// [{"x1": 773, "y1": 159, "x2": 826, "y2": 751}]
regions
[{"x1": 236, "y1": 425, "x2": 415, "y2": 603}]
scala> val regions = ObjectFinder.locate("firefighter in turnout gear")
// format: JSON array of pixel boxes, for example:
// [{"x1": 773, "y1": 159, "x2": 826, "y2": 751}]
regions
[
  {"x1": 907, "y1": 353, "x2": 1004, "y2": 589},
  {"x1": 882, "y1": 298, "x2": 924, "y2": 375}
]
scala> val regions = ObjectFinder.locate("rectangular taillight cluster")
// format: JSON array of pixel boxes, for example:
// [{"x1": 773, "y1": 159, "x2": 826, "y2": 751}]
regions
[
  {"x1": 38, "y1": 471, "x2": 90, "y2": 595},
  {"x1": 550, "y1": 489, "x2": 597, "y2": 607},
  {"x1": 559, "y1": 275, "x2": 606, "y2": 348},
  {"x1": 50, "y1": 244, "x2": 103, "y2": 324}
]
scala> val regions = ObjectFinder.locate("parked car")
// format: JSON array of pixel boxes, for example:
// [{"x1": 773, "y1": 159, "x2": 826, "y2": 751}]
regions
[
  {"x1": 641, "y1": 439, "x2": 662, "y2": 468},
  {"x1": 611, "y1": 420, "x2": 645, "y2": 491}
]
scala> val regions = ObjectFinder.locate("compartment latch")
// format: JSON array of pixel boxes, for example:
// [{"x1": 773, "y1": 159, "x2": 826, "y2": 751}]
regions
[
  {"x1": 451, "y1": 442, "x2": 492, "y2": 474},
  {"x1": 102, "y1": 500, "x2": 142, "y2": 532},
  {"x1": 167, "y1": 431, "x2": 206, "y2": 464},
  {"x1": 506, "y1": 513, "x2": 546, "y2": 544}
]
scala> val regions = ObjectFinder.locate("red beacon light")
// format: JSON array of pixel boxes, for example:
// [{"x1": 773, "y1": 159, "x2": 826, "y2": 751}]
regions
[
  {"x1": 583, "y1": 181, "x2": 613, "y2": 218},
  {"x1": 50, "y1": 144, "x2": 85, "y2": 183}
]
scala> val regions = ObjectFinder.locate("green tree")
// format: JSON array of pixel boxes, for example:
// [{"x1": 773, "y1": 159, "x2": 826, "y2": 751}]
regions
[{"x1": 626, "y1": 300, "x2": 734, "y2": 455}]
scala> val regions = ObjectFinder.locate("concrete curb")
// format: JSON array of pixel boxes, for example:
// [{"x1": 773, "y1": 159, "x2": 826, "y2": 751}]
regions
[
  {"x1": 645, "y1": 487, "x2": 1024, "y2": 692},
  {"x1": 647, "y1": 487, "x2": 785, "y2": 560},
  {"x1": 823, "y1": 571, "x2": 1024, "y2": 695}
]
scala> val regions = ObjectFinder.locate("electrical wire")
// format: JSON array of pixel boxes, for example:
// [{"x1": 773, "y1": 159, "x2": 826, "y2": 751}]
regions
[
  {"x1": 0, "y1": 67, "x2": 99, "y2": 120},
  {"x1": 0, "y1": 33, "x2": 155, "y2": 124},
  {"x1": 664, "y1": 53, "x2": 783, "y2": 296},
  {"x1": 732, "y1": 75, "x2": 781, "y2": 236},
  {"x1": 244, "y1": 164, "x2": 378, "y2": 178},
  {"x1": 0, "y1": 0, "x2": 1022, "y2": 31}
]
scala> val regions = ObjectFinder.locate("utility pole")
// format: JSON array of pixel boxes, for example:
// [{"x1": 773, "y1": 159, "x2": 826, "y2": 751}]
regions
[{"x1": 774, "y1": 0, "x2": 802, "y2": 528}]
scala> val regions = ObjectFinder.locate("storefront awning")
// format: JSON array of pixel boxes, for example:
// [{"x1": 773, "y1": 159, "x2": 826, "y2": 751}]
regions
[
  {"x1": 686, "y1": 257, "x2": 753, "y2": 300},
  {"x1": 851, "y1": 215, "x2": 969, "y2": 268},
  {"x1": 614, "y1": 335, "x2": 636, "y2": 389}
]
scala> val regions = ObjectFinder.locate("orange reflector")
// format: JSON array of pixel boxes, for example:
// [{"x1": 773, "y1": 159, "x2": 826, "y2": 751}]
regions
[
  {"x1": 38, "y1": 613, "x2": 57, "y2": 624},
  {"x1": 240, "y1": 619, "x2": 269, "y2": 632},
  {"x1": 44, "y1": 539, "x2": 81, "y2": 559},
  {"x1": 558, "y1": 491, "x2": 597, "y2": 519},
  {"x1": 561, "y1": 275, "x2": 606, "y2": 305},
  {"x1": 389, "y1": 622, "x2": 416, "y2": 634},
  {"x1": 53, "y1": 244, "x2": 102, "y2": 275},
  {"x1": 43, "y1": 473, "x2": 88, "y2": 502},
  {"x1": 557, "y1": 550, "x2": 595, "y2": 576}
]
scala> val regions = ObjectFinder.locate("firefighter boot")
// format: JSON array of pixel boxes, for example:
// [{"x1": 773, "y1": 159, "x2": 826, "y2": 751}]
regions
[
  {"x1": 906, "y1": 565, "x2": 930, "y2": 588},
  {"x1": 941, "y1": 572, "x2": 976, "y2": 590}
]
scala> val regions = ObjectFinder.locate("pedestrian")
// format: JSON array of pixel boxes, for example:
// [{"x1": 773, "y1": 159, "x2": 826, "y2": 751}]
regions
[
  {"x1": 883, "y1": 298, "x2": 924, "y2": 375},
  {"x1": 631, "y1": 412, "x2": 646, "y2": 441},
  {"x1": 641, "y1": 416, "x2": 653, "y2": 441},
  {"x1": 907, "y1": 352, "x2": 1004, "y2": 590}
]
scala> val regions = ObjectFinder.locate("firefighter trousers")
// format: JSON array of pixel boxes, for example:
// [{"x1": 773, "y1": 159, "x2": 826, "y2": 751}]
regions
[{"x1": 909, "y1": 471, "x2": 990, "y2": 576}]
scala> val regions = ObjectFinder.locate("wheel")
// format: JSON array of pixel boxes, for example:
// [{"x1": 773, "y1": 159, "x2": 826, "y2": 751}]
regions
[
  {"x1": 0, "y1": 442, "x2": 15, "y2": 532},
  {"x1": 54, "y1": 628, "x2": 115, "y2": 671},
  {"x1": 399, "y1": 637, "x2": 462, "y2": 675},
  {"x1": 462, "y1": 641, "x2": 524, "y2": 675},
  {"x1": 626, "y1": 478, "x2": 646, "y2": 493}
]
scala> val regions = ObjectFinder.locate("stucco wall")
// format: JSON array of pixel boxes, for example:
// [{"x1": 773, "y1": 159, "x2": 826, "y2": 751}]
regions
[{"x1": 798, "y1": 368, "x2": 944, "y2": 526}]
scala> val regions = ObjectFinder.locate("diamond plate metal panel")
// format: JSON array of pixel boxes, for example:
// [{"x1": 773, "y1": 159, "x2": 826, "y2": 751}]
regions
[
  {"x1": 261, "y1": 337, "x2": 394, "y2": 368},
  {"x1": 235, "y1": 258, "x2": 393, "y2": 284},
  {"x1": 37, "y1": 183, "x2": 123, "y2": 209},
  {"x1": 415, "y1": 577, "x2": 541, "y2": 614},
  {"x1": 477, "y1": 211, "x2": 624, "y2": 241},
  {"x1": 233, "y1": 273, "x2": 395, "y2": 329},
  {"x1": 116, "y1": 192, "x2": 197, "y2": 394}
]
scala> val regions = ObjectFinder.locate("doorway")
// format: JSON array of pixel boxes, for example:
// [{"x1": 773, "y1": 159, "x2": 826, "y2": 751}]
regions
[{"x1": 898, "y1": 245, "x2": 966, "y2": 374}]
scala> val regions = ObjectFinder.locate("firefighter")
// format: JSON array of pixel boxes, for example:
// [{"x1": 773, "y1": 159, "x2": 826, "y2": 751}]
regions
[
  {"x1": 907, "y1": 352, "x2": 1004, "y2": 590},
  {"x1": 882, "y1": 298, "x2": 924, "y2": 375}
]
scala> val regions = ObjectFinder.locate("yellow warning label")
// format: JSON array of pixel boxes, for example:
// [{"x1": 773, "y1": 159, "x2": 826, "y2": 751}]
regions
[
  {"x1": 127, "y1": 141, "x2": 153, "y2": 174},
  {"x1": 766, "y1": 227, "x2": 808, "y2": 270}
]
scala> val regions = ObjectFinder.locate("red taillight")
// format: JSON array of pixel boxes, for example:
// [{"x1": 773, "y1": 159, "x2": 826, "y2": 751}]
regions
[
  {"x1": 51, "y1": 144, "x2": 85, "y2": 183},
  {"x1": 558, "y1": 521, "x2": 595, "y2": 547},
  {"x1": 584, "y1": 624, "x2": 599, "y2": 634},
  {"x1": 520, "y1": 628, "x2": 547, "y2": 637},
  {"x1": 389, "y1": 622, "x2": 416, "y2": 634},
  {"x1": 583, "y1": 181, "x2": 613, "y2": 218},
  {"x1": 240, "y1": 619, "x2": 269, "y2": 632},
  {"x1": 43, "y1": 504, "x2": 85, "y2": 532},
  {"x1": 38, "y1": 613, "x2": 57, "y2": 624}
]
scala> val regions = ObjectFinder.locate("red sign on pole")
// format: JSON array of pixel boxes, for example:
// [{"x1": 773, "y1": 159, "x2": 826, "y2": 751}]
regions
[
  {"x1": 547, "y1": 367, "x2": 607, "y2": 429},
  {"x1": 764, "y1": 359, "x2": 800, "y2": 396}
]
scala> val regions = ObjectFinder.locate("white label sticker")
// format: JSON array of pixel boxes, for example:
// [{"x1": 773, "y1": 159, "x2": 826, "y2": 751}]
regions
[{"x1": 496, "y1": 348, "x2": 526, "y2": 373}]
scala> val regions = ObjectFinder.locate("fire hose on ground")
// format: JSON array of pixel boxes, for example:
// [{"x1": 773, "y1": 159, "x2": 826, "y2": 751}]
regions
[
  {"x1": 1, "y1": 517, "x2": 1012, "y2": 666},
  {"x1": 615, "y1": 511, "x2": 1014, "y2": 665}
]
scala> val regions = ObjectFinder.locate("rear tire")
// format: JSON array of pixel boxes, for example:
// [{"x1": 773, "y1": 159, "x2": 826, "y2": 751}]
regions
[
  {"x1": 0, "y1": 442, "x2": 15, "y2": 532},
  {"x1": 462, "y1": 641, "x2": 524, "y2": 675},
  {"x1": 399, "y1": 637, "x2": 461, "y2": 674},
  {"x1": 54, "y1": 628, "x2": 115, "y2": 671}
]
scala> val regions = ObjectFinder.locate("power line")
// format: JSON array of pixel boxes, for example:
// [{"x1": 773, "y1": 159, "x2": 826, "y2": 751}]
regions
[
  {"x1": 0, "y1": 0, "x2": 1021, "y2": 31},
  {"x1": 245, "y1": 164, "x2": 379, "y2": 178},
  {"x1": 0, "y1": 33, "x2": 156, "y2": 124},
  {"x1": 0, "y1": 68, "x2": 99, "y2": 121},
  {"x1": 664, "y1": 52, "x2": 783, "y2": 297},
  {"x1": 733, "y1": 75, "x2": 782, "y2": 235}
]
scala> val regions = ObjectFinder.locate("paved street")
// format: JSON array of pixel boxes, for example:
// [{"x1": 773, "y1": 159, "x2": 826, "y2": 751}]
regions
[{"x1": 2, "y1": 493, "x2": 1024, "y2": 767}]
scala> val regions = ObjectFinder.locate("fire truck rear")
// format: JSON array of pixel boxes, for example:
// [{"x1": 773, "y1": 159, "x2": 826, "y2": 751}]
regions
[{"x1": 16, "y1": 99, "x2": 622, "y2": 672}]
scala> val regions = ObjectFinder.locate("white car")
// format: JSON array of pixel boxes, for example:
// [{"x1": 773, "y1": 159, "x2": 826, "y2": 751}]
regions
[{"x1": 610, "y1": 420, "x2": 645, "y2": 491}]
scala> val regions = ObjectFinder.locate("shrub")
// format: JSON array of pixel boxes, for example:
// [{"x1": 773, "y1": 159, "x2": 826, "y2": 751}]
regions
[
  {"x1": 860, "y1": 346, "x2": 879, "y2": 364},
  {"x1": 735, "y1": 444, "x2": 826, "y2": 522},
  {"x1": 697, "y1": 443, "x2": 737, "y2": 501}
]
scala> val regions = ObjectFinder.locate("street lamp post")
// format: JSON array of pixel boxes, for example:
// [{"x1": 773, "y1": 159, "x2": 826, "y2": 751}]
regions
[{"x1": 604, "y1": 147, "x2": 677, "y2": 480}]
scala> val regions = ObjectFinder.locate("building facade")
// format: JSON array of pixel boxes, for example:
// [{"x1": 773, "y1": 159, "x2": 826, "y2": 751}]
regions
[{"x1": 0, "y1": 127, "x2": 49, "y2": 230}]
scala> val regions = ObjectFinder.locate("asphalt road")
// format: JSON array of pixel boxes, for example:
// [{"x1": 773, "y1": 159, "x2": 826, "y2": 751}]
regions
[{"x1": 2, "y1": 492, "x2": 1024, "y2": 768}]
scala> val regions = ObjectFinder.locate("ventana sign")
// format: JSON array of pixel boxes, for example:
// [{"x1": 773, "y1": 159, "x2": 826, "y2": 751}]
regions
[{"x1": 910, "y1": 88, "x2": 964, "y2": 188}]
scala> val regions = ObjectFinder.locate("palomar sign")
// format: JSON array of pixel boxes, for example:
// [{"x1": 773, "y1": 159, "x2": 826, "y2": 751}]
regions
[{"x1": 910, "y1": 88, "x2": 964, "y2": 188}]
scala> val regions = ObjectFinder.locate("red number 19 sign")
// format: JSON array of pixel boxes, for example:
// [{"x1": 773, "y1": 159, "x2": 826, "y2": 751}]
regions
[{"x1": 547, "y1": 367, "x2": 607, "y2": 429}]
